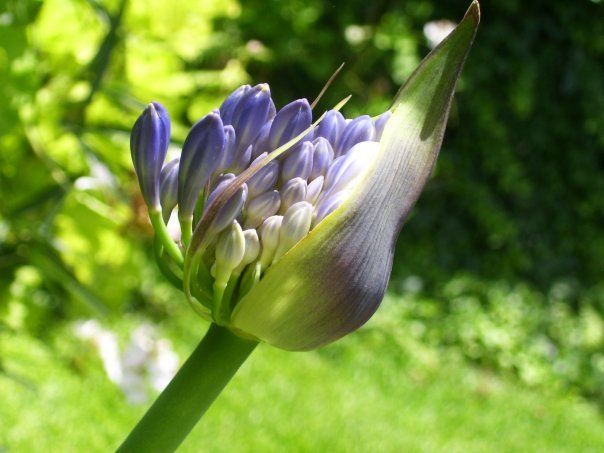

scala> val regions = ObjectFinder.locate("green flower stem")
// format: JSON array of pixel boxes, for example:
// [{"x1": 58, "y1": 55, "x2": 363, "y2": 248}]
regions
[
  {"x1": 180, "y1": 218, "x2": 193, "y2": 247},
  {"x1": 118, "y1": 323, "x2": 257, "y2": 452},
  {"x1": 149, "y1": 210, "x2": 183, "y2": 266}
]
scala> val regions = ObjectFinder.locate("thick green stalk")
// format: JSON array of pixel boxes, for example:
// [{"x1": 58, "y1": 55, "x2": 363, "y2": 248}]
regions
[{"x1": 117, "y1": 324, "x2": 257, "y2": 452}]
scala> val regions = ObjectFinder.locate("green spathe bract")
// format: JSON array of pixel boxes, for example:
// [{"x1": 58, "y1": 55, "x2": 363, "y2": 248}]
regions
[{"x1": 230, "y1": 2, "x2": 481, "y2": 350}]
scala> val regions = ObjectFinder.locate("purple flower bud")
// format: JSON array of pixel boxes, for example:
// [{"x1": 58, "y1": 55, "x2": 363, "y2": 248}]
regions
[
  {"x1": 244, "y1": 190, "x2": 281, "y2": 228},
  {"x1": 309, "y1": 138, "x2": 334, "y2": 180},
  {"x1": 231, "y1": 84, "x2": 276, "y2": 153},
  {"x1": 268, "y1": 99, "x2": 312, "y2": 150},
  {"x1": 251, "y1": 120, "x2": 273, "y2": 159},
  {"x1": 178, "y1": 112, "x2": 226, "y2": 220},
  {"x1": 227, "y1": 144, "x2": 253, "y2": 175},
  {"x1": 215, "y1": 125, "x2": 236, "y2": 174},
  {"x1": 334, "y1": 115, "x2": 376, "y2": 158},
  {"x1": 219, "y1": 85, "x2": 251, "y2": 125},
  {"x1": 323, "y1": 141, "x2": 379, "y2": 198},
  {"x1": 314, "y1": 109, "x2": 345, "y2": 144},
  {"x1": 306, "y1": 175, "x2": 324, "y2": 205},
  {"x1": 313, "y1": 191, "x2": 347, "y2": 227},
  {"x1": 159, "y1": 158, "x2": 179, "y2": 222},
  {"x1": 207, "y1": 183, "x2": 248, "y2": 237},
  {"x1": 280, "y1": 177, "x2": 307, "y2": 213},
  {"x1": 374, "y1": 110, "x2": 392, "y2": 140},
  {"x1": 281, "y1": 141, "x2": 314, "y2": 183},
  {"x1": 130, "y1": 102, "x2": 170, "y2": 209},
  {"x1": 273, "y1": 201, "x2": 313, "y2": 263},
  {"x1": 204, "y1": 173, "x2": 235, "y2": 212},
  {"x1": 246, "y1": 152, "x2": 280, "y2": 198}
]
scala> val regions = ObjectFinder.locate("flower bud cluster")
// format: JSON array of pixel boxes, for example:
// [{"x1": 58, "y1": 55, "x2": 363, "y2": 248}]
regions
[{"x1": 130, "y1": 84, "x2": 390, "y2": 321}]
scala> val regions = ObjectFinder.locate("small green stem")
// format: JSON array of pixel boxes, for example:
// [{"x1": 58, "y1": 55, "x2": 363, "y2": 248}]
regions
[
  {"x1": 180, "y1": 218, "x2": 193, "y2": 247},
  {"x1": 117, "y1": 324, "x2": 257, "y2": 452},
  {"x1": 149, "y1": 210, "x2": 183, "y2": 266}
]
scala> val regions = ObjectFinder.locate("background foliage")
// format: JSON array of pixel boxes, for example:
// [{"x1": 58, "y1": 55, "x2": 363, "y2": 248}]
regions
[{"x1": 1, "y1": 0, "x2": 603, "y2": 449}]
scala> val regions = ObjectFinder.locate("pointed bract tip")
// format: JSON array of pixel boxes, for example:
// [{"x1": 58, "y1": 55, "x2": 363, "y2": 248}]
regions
[{"x1": 466, "y1": 1, "x2": 480, "y2": 23}]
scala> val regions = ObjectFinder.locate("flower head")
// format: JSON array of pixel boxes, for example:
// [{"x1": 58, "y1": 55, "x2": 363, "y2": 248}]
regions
[{"x1": 130, "y1": 1, "x2": 480, "y2": 350}]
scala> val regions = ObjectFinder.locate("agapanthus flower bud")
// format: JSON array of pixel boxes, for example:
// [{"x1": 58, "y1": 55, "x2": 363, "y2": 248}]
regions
[
  {"x1": 309, "y1": 138, "x2": 334, "y2": 180},
  {"x1": 258, "y1": 215, "x2": 283, "y2": 271},
  {"x1": 227, "y1": 144, "x2": 253, "y2": 175},
  {"x1": 178, "y1": 112, "x2": 226, "y2": 221},
  {"x1": 273, "y1": 201, "x2": 313, "y2": 263},
  {"x1": 334, "y1": 115, "x2": 376, "y2": 158},
  {"x1": 159, "y1": 158, "x2": 179, "y2": 222},
  {"x1": 251, "y1": 120, "x2": 273, "y2": 159},
  {"x1": 305, "y1": 175, "x2": 324, "y2": 205},
  {"x1": 230, "y1": 84, "x2": 276, "y2": 153},
  {"x1": 235, "y1": 229, "x2": 261, "y2": 275},
  {"x1": 214, "y1": 220, "x2": 245, "y2": 288},
  {"x1": 268, "y1": 99, "x2": 312, "y2": 150},
  {"x1": 130, "y1": 102, "x2": 170, "y2": 209},
  {"x1": 244, "y1": 190, "x2": 281, "y2": 228},
  {"x1": 314, "y1": 109, "x2": 345, "y2": 144},
  {"x1": 281, "y1": 141, "x2": 313, "y2": 183},
  {"x1": 219, "y1": 85, "x2": 251, "y2": 125},
  {"x1": 215, "y1": 125, "x2": 236, "y2": 174},
  {"x1": 322, "y1": 141, "x2": 379, "y2": 198},
  {"x1": 280, "y1": 178, "x2": 307, "y2": 214},
  {"x1": 313, "y1": 190, "x2": 348, "y2": 227},
  {"x1": 206, "y1": 184, "x2": 248, "y2": 238},
  {"x1": 374, "y1": 111, "x2": 392, "y2": 140},
  {"x1": 246, "y1": 153, "x2": 279, "y2": 198}
]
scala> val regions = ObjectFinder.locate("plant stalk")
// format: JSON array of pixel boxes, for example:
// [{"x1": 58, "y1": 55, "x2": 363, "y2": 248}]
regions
[{"x1": 117, "y1": 323, "x2": 257, "y2": 452}]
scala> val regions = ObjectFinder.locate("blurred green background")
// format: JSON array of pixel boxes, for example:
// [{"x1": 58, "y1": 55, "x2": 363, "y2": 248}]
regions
[{"x1": 1, "y1": 0, "x2": 604, "y2": 451}]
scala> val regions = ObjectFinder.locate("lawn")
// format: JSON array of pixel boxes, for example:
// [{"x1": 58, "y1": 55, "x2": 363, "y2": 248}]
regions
[{"x1": 2, "y1": 295, "x2": 603, "y2": 452}]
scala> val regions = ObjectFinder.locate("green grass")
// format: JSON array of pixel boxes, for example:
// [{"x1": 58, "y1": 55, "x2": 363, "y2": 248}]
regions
[{"x1": 2, "y1": 296, "x2": 604, "y2": 452}]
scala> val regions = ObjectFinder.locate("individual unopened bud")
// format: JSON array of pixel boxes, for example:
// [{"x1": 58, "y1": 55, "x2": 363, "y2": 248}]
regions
[
  {"x1": 159, "y1": 158, "x2": 179, "y2": 222},
  {"x1": 322, "y1": 141, "x2": 379, "y2": 198},
  {"x1": 130, "y1": 102, "x2": 171, "y2": 209},
  {"x1": 245, "y1": 190, "x2": 281, "y2": 228},
  {"x1": 268, "y1": 99, "x2": 312, "y2": 150},
  {"x1": 227, "y1": 144, "x2": 252, "y2": 175},
  {"x1": 251, "y1": 120, "x2": 273, "y2": 159},
  {"x1": 281, "y1": 141, "x2": 313, "y2": 183},
  {"x1": 334, "y1": 115, "x2": 376, "y2": 158},
  {"x1": 219, "y1": 85, "x2": 251, "y2": 125},
  {"x1": 178, "y1": 112, "x2": 226, "y2": 221},
  {"x1": 280, "y1": 177, "x2": 307, "y2": 213},
  {"x1": 215, "y1": 125, "x2": 236, "y2": 174},
  {"x1": 246, "y1": 152, "x2": 280, "y2": 198},
  {"x1": 273, "y1": 201, "x2": 313, "y2": 263},
  {"x1": 231, "y1": 84, "x2": 276, "y2": 153},
  {"x1": 314, "y1": 109, "x2": 345, "y2": 145},
  {"x1": 206, "y1": 184, "x2": 248, "y2": 237},
  {"x1": 310, "y1": 138, "x2": 334, "y2": 180},
  {"x1": 259, "y1": 215, "x2": 283, "y2": 271},
  {"x1": 305, "y1": 175, "x2": 324, "y2": 205},
  {"x1": 374, "y1": 111, "x2": 392, "y2": 140},
  {"x1": 313, "y1": 190, "x2": 348, "y2": 227},
  {"x1": 234, "y1": 228, "x2": 261, "y2": 275},
  {"x1": 214, "y1": 220, "x2": 245, "y2": 288}
]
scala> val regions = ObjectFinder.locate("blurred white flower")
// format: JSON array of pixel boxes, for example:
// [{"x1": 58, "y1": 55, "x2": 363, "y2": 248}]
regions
[
  {"x1": 423, "y1": 20, "x2": 456, "y2": 49},
  {"x1": 74, "y1": 320, "x2": 179, "y2": 404}
]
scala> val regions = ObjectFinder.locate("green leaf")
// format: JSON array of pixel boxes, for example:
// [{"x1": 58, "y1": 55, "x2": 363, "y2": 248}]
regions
[{"x1": 231, "y1": 2, "x2": 481, "y2": 350}]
